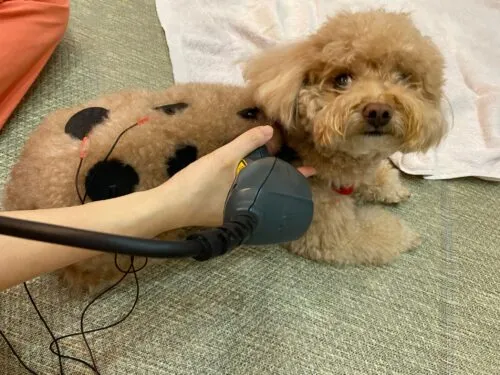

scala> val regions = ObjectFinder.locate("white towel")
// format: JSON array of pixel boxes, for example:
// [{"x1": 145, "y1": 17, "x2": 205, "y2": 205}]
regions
[{"x1": 155, "y1": 0, "x2": 500, "y2": 181}]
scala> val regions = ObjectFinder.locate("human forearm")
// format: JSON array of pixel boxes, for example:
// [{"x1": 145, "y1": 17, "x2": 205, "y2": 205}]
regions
[{"x1": 0, "y1": 185, "x2": 187, "y2": 290}]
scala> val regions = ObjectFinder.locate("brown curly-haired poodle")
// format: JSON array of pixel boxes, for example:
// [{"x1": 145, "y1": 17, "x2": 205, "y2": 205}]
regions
[
  {"x1": 243, "y1": 9, "x2": 447, "y2": 264},
  {"x1": 2, "y1": 9, "x2": 447, "y2": 290}
]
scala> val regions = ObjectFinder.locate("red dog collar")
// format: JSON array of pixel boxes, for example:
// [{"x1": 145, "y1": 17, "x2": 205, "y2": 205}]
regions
[{"x1": 333, "y1": 185, "x2": 354, "y2": 195}]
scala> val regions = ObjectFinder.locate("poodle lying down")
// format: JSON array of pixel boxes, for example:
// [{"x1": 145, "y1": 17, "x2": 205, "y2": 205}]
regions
[{"x1": 2, "y1": 10, "x2": 447, "y2": 289}]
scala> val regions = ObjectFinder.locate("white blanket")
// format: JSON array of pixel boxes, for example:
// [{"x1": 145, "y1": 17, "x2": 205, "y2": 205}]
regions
[{"x1": 155, "y1": 0, "x2": 500, "y2": 181}]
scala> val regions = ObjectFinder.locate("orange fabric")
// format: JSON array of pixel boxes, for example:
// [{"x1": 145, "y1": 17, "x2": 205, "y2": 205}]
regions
[{"x1": 0, "y1": 0, "x2": 69, "y2": 129}]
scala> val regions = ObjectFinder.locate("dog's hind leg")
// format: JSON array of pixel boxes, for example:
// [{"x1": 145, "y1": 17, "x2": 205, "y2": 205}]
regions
[
  {"x1": 345, "y1": 205, "x2": 421, "y2": 265},
  {"x1": 285, "y1": 186, "x2": 420, "y2": 265}
]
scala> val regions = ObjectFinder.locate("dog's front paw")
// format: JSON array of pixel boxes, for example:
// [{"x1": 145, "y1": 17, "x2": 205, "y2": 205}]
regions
[
  {"x1": 358, "y1": 160, "x2": 410, "y2": 204},
  {"x1": 378, "y1": 183, "x2": 411, "y2": 204},
  {"x1": 357, "y1": 181, "x2": 411, "y2": 204}
]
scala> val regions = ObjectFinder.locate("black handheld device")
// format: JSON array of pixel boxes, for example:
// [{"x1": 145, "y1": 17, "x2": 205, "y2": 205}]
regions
[
  {"x1": 0, "y1": 146, "x2": 314, "y2": 260},
  {"x1": 224, "y1": 146, "x2": 313, "y2": 245}
]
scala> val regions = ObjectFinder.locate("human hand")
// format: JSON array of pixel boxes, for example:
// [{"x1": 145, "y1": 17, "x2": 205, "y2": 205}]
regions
[{"x1": 158, "y1": 126, "x2": 316, "y2": 229}]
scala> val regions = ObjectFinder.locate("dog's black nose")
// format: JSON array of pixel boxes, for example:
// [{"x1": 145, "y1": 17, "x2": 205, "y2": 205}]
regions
[{"x1": 362, "y1": 103, "x2": 393, "y2": 128}]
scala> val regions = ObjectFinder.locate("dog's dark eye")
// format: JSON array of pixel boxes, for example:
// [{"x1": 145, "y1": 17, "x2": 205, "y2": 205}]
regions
[
  {"x1": 238, "y1": 107, "x2": 261, "y2": 120},
  {"x1": 333, "y1": 73, "x2": 352, "y2": 89}
]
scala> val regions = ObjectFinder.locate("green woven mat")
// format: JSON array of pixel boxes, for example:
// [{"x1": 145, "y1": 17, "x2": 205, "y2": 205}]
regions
[{"x1": 1, "y1": 1, "x2": 499, "y2": 374}]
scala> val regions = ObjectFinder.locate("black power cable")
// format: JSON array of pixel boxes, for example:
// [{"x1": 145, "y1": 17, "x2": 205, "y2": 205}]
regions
[{"x1": 0, "y1": 215, "x2": 205, "y2": 258}]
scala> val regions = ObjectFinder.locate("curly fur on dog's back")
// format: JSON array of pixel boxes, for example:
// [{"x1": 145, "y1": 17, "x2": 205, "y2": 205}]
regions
[{"x1": 3, "y1": 83, "x2": 276, "y2": 212}]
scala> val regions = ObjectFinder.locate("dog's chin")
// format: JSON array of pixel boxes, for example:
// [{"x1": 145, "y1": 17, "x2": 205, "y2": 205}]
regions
[
  {"x1": 335, "y1": 132, "x2": 401, "y2": 158},
  {"x1": 363, "y1": 130, "x2": 386, "y2": 137}
]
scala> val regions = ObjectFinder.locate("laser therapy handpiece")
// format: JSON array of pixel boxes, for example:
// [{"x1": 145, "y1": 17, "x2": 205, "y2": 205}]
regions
[
  {"x1": 0, "y1": 146, "x2": 314, "y2": 260},
  {"x1": 225, "y1": 146, "x2": 313, "y2": 245}
]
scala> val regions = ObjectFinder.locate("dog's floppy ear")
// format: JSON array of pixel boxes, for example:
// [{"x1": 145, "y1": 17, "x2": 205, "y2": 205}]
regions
[{"x1": 243, "y1": 40, "x2": 317, "y2": 129}]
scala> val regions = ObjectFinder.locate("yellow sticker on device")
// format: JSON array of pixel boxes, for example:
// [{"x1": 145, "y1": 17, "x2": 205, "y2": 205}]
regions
[{"x1": 236, "y1": 160, "x2": 247, "y2": 175}]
